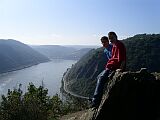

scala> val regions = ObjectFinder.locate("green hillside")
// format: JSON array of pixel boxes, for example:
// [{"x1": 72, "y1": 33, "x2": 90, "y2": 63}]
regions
[
  {"x1": 0, "y1": 39, "x2": 49, "y2": 74},
  {"x1": 65, "y1": 48, "x2": 106, "y2": 97},
  {"x1": 124, "y1": 34, "x2": 160, "y2": 72}
]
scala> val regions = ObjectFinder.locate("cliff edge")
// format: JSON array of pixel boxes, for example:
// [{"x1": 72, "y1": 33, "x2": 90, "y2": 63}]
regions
[{"x1": 60, "y1": 68, "x2": 160, "y2": 120}]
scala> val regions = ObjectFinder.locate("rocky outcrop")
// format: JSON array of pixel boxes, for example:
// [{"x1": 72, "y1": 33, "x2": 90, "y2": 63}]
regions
[
  {"x1": 94, "y1": 68, "x2": 160, "y2": 120},
  {"x1": 60, "y1": 68, "x2": 160, "y2": 120}
]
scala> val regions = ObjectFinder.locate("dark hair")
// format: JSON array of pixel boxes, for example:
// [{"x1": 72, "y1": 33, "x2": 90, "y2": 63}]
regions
[
  {"x1": 108, "y1": 32, "x2": 117, "y2": 39},
  {"x1": 101, "y1": 36, "x2": 108, "y2": 41}
]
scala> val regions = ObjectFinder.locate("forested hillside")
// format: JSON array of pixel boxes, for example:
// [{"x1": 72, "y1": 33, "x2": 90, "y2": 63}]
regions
[
  {"x1": 0, "y1": 39, "x2": 49, "y2": 74},
  {"x1": 65, "y1": 48, "x2": 106, "y2": 96},
  {"x1": 124, "y1": 34, "x2": 160, "y2": 72},
  {"x1": 64, "y1": 34, "x2": 160, "y2": 97}
]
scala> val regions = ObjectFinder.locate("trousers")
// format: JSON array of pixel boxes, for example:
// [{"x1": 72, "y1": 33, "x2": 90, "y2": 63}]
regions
[{"x1": 92, "y1": 69, "x2": 111, "y2": 107}]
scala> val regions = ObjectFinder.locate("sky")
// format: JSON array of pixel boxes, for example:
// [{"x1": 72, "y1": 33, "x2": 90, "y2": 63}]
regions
[{"x1": 0, "y1": 0, "x2": 159, "y2": 45}]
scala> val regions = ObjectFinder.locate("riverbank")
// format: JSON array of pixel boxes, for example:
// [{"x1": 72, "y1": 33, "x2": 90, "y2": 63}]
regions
[
  {"x1": 0, "y1": 60, "x2": 50, "y2": 75},
  {"x1": 61, "y1": 68, "x2": 89, "y2": 100}
]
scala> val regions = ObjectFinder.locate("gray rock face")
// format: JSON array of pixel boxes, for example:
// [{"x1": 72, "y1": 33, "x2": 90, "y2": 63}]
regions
[
  {"x1": 94, "y1": 68, "x2": 160, "y2": 120},
  {"x1": 60, "y1": 69, "x2": 160, "y2": 120}
]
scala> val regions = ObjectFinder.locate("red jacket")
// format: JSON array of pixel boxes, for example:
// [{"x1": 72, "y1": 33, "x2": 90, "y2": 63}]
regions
[{"x1": 106, "y1": 40, "x2": 126, "y2": 71}]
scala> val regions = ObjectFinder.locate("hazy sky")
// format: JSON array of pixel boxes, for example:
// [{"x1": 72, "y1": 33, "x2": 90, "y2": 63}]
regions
[{"x1": 0, "y1": 0, "x2": 159, "y2": 45}]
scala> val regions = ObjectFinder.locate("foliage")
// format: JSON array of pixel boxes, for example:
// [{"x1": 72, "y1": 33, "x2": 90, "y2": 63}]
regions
[
  {"x1": 0, "y1": 83, "x2": 86, "y2": 120},
  {"x1": 123, "y1": 34, "x2": 160, "y2": 72}
]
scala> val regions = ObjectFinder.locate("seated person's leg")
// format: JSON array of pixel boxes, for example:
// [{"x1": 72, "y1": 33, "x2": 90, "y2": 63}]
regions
[{"x1": 91, "y1": 69, "x2": 110, "y2": 108}]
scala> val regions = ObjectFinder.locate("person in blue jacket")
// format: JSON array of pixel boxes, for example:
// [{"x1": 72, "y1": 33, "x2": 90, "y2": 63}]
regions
[
  {"x1": 91, "y1": 36, "x2": 112, "y2": 108},
  {"x1": 101, "y1": 36, "x2": 112, "y2": 61}
]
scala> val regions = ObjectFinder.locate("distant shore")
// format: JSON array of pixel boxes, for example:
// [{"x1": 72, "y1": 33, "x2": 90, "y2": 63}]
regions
[{"x1": 0, "y1": 60, "x2": 50, "y2": 75}]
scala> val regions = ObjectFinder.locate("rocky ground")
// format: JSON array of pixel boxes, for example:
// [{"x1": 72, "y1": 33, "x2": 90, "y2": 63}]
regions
[
  {"x1": 60, "y1": 110, "x2": 90, "y2": 120},
  {"x1": 59, "y1": 68, "x2": 160, "y2": 120}
]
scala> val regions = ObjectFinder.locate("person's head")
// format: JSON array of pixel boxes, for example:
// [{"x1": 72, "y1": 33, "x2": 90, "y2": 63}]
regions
[
  {"x1": 108, "y1": 31, "x2": 118, "y2": 43},
  {"x1": 101, "y1": 36, "x2": 109, "y2": 48}
]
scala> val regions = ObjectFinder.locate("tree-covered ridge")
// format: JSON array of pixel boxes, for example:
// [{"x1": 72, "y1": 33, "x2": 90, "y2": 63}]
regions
[
  {"x1": 0, "y1": 39, "x2": 49, "y2": 74},
  {"x1": 65, "y1": 34, "x2": 160, "y2": 97},
  {"x1": 123, "y1": 34, "x2": 160, "y2": 72},
  {"x1": 65, "y1": 48, "x2": 107, "y2": 97}
]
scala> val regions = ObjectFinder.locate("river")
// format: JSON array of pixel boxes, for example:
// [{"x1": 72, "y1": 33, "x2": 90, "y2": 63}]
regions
[{"x1": 0, "y1": 59, "x2": 77, "y2": 96}]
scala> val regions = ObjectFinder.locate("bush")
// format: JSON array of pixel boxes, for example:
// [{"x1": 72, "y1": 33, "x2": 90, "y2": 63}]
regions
[{"x1": 0, "y1": 83, "x2": 85, "y2": 120}]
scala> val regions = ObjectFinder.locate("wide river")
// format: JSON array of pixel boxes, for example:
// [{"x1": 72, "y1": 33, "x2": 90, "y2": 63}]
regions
[{"x1": 0, "y1": 59, "x2": 77, "y2": 96}]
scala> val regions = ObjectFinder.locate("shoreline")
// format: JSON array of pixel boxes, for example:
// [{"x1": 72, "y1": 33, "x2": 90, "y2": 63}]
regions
[
  {"x1": 61, "y1": 68, "x2": 89, "y2": 100},
  {"x1": 0, "y1": 60, "x2": 50, "y2": 76}
]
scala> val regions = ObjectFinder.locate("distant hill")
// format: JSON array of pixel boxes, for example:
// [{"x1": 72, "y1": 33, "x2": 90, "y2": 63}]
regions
[
  {"x1": 31, "y1": 45, "x2": 93, "y2": 60},
  {"x1": 64, "y1": 48, "x2": 93, "y2": 60},
  {"x1": 63, "y1": 34, "x2": 160, "y2": 97},
  {"x1": 64, "y1": 45, "x2": 100, "y2": 50},
  {"x1": 0, "y1": 39, "x2": 49, "y2": 74}
]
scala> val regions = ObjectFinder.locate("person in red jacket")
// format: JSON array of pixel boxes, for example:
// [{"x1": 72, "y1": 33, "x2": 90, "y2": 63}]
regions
[
  {"x1": 106, "y1": 32, "x2": 126, "y2": 71},
  {"x1": 91, "y1": 32, "x2": 126, "y2": 108}
]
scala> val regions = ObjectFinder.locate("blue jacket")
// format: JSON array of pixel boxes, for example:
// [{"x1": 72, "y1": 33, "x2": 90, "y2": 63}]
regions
[{"x1": 104, "y1": 44, "x2": 112, "y2": 61}]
